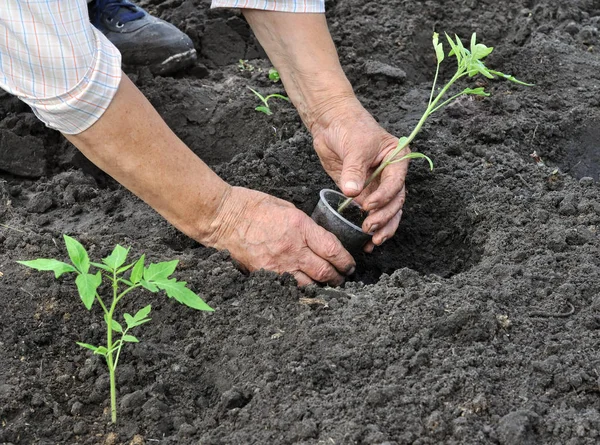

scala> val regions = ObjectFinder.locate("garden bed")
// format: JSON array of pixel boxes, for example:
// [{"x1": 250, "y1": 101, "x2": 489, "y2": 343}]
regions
[{"x1": 2, "y1": 0, "x2": 600, "y2": 443}]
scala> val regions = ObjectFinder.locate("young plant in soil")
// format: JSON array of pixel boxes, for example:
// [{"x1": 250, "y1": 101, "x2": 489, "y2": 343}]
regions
[
  {"x1": 336, "y1": 32, "x2": 532, "y2": 214},
  {"x1": 248, "y1": 86, "x2": 289, "y2": 115},
  {"x1": 17, "y1": 235, "x2": 213, "y2": 424}
]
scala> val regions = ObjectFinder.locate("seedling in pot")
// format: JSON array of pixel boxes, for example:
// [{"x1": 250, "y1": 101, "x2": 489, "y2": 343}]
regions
[
  {"x1": 316, "y1": 32, "x2": 532, "y2": 249},
  {"x1": 17, "y1": 235, "x2": 213, "y2": 423},
  {"x1": 248, "y1": 86, "x2": 289, "y2": 115}
]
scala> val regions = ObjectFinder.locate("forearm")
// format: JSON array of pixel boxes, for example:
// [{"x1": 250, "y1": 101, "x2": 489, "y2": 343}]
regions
[
  {"x1": 64, "y1": 74, "x2": 230, "y2": 245},
  {"x1": 242, "y1": 11, "x2": 354, "y2": 130}
]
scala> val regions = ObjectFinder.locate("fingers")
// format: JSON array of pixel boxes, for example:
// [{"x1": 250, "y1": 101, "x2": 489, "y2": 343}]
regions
[
  {"x1": 361, "y1": 158, "x2": 409, "y2": 212},
  {"x1": 362, "y1": 186, "x2": 406, "y2": 234},
  {"x1": 371, "y1": 211, "x2": 401, "y2": 245},
  {"x1": 304, "y1": 221, "x2": 356, "y2": 276},
  {"x1": 298, "y1": 251, "x2": 346, "y2": 286},
  {"x1": 291, "y1": 270, "x2": 314, "y2": 287},
  {"x1": 339, "y1": 152, "x2": 369, "y2": 197}
]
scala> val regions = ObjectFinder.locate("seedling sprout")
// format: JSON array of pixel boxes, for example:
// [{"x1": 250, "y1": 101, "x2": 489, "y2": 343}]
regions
[
  {"x1": 18, "y1": 236, "x2": 213, "y2": 423},
  {"x1": 337, "y1": 32, "x2": 533, "y2": 213},
  {"x1": 248, "y1": 87, "x2": 289, "y2": 115}
]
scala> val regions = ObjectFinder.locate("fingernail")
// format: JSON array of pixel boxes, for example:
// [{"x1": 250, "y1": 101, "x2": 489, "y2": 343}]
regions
[
  {"x1": 347, "y1": 266, "x2": 356, "y2": 276},
  {"x1": 368, "y1": 202, "x2": 379, "y2": 211},
  {"x1": 369, "y1": 224, "x2": 379, "y2": 233},
  {"x1": 380, "y1": 237, "x2": 388, "y2": 245},
  {"x1": 345, "y1": 181, "x2": 360, "y2": 192}
]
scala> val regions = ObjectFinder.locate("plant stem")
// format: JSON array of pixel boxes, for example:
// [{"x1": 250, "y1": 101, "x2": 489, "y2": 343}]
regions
[
  {"x1": 336, "y1": 70, "x2": 466, "y2": 214},
  {"x1": 106, "y1": 271, "x2": 119, "y2": 423}
]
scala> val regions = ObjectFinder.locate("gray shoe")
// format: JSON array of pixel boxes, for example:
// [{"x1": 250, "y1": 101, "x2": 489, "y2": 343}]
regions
[{"x1": 89, "y1": 0, "x2": 197, "y2": 75}]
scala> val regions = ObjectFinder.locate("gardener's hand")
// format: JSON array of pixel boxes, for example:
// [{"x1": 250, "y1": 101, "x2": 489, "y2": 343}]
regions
[
  {"x1": 207, "y1": 187, "x2": 356, "y2": 286},
  {"x1": 242, "y1": 11, "x2": 409, "y2": 253},
  {"x1": 310, "y1": 96, "x2": 409, "y2": 252}
]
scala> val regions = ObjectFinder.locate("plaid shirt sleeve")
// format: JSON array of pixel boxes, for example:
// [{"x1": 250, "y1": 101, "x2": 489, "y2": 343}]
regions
[
  {"x1": 211, "y1": 0, "x2": 325, "y2": 13},
  {"x1": 0, "y1": 0, "x2": 122, "y2": 135}
]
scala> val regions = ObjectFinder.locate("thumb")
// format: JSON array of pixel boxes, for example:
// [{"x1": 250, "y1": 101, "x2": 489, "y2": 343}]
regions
[{"x1": 340, "y1": 154, "x2": 369, "y2": 197}]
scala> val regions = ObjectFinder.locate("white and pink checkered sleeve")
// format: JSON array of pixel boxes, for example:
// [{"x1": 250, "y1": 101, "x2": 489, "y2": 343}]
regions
[
  {"x1": 0, "y1": 0, "x2": 122, "y2": 135},
  {"x1": 211, "y1": 0, "x2": 325, "y2": 13}
]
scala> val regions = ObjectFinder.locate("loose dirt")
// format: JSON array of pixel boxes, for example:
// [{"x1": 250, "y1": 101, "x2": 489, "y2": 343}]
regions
[{"x1": 2, "y1": 0, "x2": 600, "y2": 443}]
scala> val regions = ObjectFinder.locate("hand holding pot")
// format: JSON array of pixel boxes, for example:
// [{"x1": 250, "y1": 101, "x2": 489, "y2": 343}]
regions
[
  {"x1": 207, "y1": 187, "x2": 356, "y2": 286},
  {"x1": 310, "y1": 96, "x2": 409, "y2": 252}
]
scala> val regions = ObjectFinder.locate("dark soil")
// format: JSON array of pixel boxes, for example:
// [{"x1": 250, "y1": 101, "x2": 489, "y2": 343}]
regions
[{"x1": 2, "y1": 0, "x2": 600, "y2": 443}]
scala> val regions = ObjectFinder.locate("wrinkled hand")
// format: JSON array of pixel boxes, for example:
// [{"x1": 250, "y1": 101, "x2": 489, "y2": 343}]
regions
[
  {"x1": 310, "y1": 96, "x2": 409, "y2": 252},
  {"x1": 207, "y1": 187, "x2": 356, "y2": 286}
]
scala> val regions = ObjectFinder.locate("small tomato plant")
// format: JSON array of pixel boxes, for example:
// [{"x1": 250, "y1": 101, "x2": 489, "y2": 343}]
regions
[
  {"x1": 268, "y1": 68, "x2": 281, "y2": 82},
  {"x1": 337, "y1": 32, "x2": 533, "y2": 213},
  {"x1": 18, "y1": 235, "x2": 213, "y2": 424},
  {"x1": 248, "y1": 87, "x2": 289, "y2": 115}
]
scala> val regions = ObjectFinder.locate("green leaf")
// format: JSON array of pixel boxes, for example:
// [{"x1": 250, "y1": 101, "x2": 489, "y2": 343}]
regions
[
  {"x1": 124, "y1": 313, "x2": 151, "y2": 328},
  {"x1": 77, "y1": 342, "x2": 99, "y2": 352},
  {"x1": 122, "y1": 335, "x2": 139, "y2": 343},
  {"x1": 130, "y1": 255, "x2": 145, "y2": 284},
  {"x1": 133, "y1": 304, "x2": 152, "y2": 322},
  {"x1": 153, "y1": 278, "x2": 213, "y2": 311},
  {"x1": 390, "y1": 152, "x2": 434, "y2": 171},
  {"x1": 102, "y1": 244, "x2": 129, "y2": 270},
  {"x1": 463, "y1": 87, "x2": 490, "y2": 96},
  {"x1": 90, "y1": 262, "x2": 112, "y2": 272},
  {"x1": 17, "y1": 259, "x2": 76, "y2": 279},
  {"x1": 248, "y1": 87, "x2": 266, "y2": 104},
  {"x1": 255, "y1": 105, "x2": 272, "y2": 115},
  {"x1": 488, "y1": 69, "x2": 534, "y2": 86},
  {"x1": 266, "y1": 94, "x2": 289, "y2": 102},
  {"x1": 117, "y1": 262, "x2": 135, "y2": 275},
  {"x1": 454, "y1": 34, "x2": 466, "y2": 60},
  {"x1": 445, "y1": 32, "x2": 461, "y2": 65},
  {"x1": 94, "y1": 346, "x2": 108, "y2": 356},
  {"x1": 104, "y1": 314, "x2": 123, "y2": 333},
  {"x1": 268, "y1": 68, "x2": 280, "y2": 82},
  {"x1": 75, "y1": 271, "x2": 102, "y2": 310},
  {"x1": 143, "y1": 260, "x2": 179, "y2": 282},
  {"x1": 63, "y1": 235, "x2": 90, "y2": 274},
  {"x1": 140, "y1": 279, "x2": 158, "y2": 292},
  {"x1": 469, "y1": 33, "x2": 494, "y2": 61},
  {"x1": 433, "y1": 32, "x2": 444, "y2": 64}
]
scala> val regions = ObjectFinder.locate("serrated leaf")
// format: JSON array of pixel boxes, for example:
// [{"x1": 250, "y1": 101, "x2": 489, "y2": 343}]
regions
[
  {"x1": 130, "y1": 255, "x2": 145, "y2": 284},
  {"x1": 143, "y1": 260, "x2": 178, "y2": 282},
  {"x1": 153, "y1": 278, "x2": 213, "y2": 311},
  {"x1": 75, "y1": 271, "x2": 102, "y2": 310},
  {"x1": 256, "y1": 106, "x2": 272, "y2": 115},
  {"x1": 117, "y1": 262, "x2": 135, "y2": 275},
  {"x1": 133, "y1": 304, "x2": 152, "y2": 322},
  {"x1": 122, "y1": 335, "x2": 139, "y2": 343},
  {"x1": 433, "y1": 32, "x2": 444, "y2": 64},
  {"x1": 63, "y1": 235, "x2": 90, "y2": 274},
  {"x1": 102, "y1": 245, "x2": 129, "y2": 270},
  {"x1": 77, "y1": 342, "x2": 99, "y2": 352},
  {"x1": 463, "y1": 87, "x2": 490, "y2": 96},
  {"x1": 140, "y1": 279, "x2": 158, "y2": 292},
  {"x1": 17, "y1": 259, "x2": 76, "y2": 279}
]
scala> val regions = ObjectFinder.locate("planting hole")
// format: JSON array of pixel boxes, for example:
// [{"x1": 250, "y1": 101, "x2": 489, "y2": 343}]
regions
[{"x1": 350, "y1": 175, "x2": 482, "y2": 285}]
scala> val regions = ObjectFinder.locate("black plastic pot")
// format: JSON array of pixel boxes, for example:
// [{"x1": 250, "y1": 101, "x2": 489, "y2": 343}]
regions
[{"x1": 311, "y1": 189, "x2": 372, "y2": 251}]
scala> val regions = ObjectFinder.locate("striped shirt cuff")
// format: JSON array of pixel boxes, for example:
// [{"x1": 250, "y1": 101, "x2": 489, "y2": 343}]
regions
[
  {"x1": 25, "y1": 29, "x2": 122, "y2": 135},
  {"x1": 211, "y1": 0, "x2": 325, "y2": 13}
]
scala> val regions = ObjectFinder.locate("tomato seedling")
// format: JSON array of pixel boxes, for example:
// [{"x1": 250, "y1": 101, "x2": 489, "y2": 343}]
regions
[
  {"x1": 337, "y1": 32, "x2": 533, "y2": 213},
  {"x1": 18, "y1": 235, "x2": 213, "y2": 423},
  {"x1": 268, "y1": 68, "x2": 281, "y2": 82},
  {"x1": 248, "y1": 86, "x2": 289, "y2": 115}
]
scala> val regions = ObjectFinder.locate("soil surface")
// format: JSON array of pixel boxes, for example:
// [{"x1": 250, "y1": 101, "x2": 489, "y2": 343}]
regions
[{"x1": 2, "y1": 0, "x2": 600, "y2": 444}]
